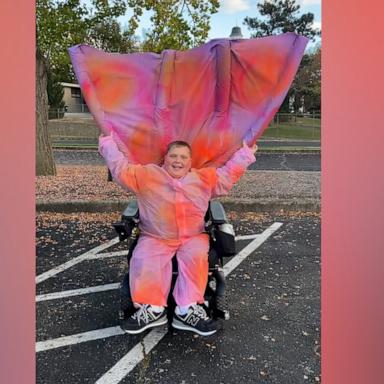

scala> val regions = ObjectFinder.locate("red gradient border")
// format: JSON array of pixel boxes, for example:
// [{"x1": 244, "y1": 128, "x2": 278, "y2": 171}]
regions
[
  {"x1": 0, "y1": 1, "x2": 36, "y2": 383},
  {"x1": 322, "y1": 0, "x2": 384, "y2": 383}
]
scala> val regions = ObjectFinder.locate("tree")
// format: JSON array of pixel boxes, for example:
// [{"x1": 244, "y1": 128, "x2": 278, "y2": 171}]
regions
[
  {"x1": 36, "y1": 0, "x2": 219, "y2": 175},
  {"x1": 87, "y1": 17, "x2": 139, "y2": 52},
  {"x1": 36, "y1": 0, "x2": 130, "y2": 175},
  {"x1": 36, "y1": 0, "x2": 129, "y2": 82},
  {"x1": 47, "y1": 70, "x2": 65, "y2": 109},
  {"x1": 126, "y1": 0, "x2": 220, "y2": 53},
  {"x1": 291, "y1": 46, "x2": 321, "y2": 113},
  {"x1": 36, "y1": 48, "x2": 56, "y2": 176},
  {"x1": 243, "y1": 0, "x2": 320, "y2": 41},
  {"x1": 243, "y1": 0, "x2": 320, "y2": 113}
]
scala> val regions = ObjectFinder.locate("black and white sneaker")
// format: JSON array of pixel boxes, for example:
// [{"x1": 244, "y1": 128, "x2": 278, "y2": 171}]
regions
[
  {"x1": 172, "y1": 304, "x2": 217, "y2": 336},
  {"x1": 121, "y1": 305, "x2": 168, "y2": 334}
]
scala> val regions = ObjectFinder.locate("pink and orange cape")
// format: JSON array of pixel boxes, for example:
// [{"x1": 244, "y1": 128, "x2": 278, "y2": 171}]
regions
[{"x1": 69, "y1": 32, "x2": 308, "y2": 168}]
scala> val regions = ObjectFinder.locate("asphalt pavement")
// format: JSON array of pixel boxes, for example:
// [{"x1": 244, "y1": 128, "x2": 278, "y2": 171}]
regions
[{"x1": 36, "y1": 212, "x2": 320, "y2": 384}]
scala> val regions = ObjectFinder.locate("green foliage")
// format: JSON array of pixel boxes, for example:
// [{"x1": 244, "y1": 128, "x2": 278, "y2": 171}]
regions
[
  {"x1": 37, "y1": 0, "x2": 220, "y2": 83},
  {"x1": 36, "y1": 0, "x2": 130, "y2": 82},
  {"x1": 47, "y1": 70, "x2": 65, "y2": 108},
  {"x1": 291, "y1": 46, "x2": 321, "y2": 112},
  {"x1": 127, "y1": 0, "x2": 220, "y2": 53},
  {"x1": 87, "y1": 17, "x2": 139, "y2": 52},
  {"x1": 243, "y1": 0, "x2": 320, "y2": 41},
  {"x1": 243, "y1": 1, "x2": 321, "y2": 114}
]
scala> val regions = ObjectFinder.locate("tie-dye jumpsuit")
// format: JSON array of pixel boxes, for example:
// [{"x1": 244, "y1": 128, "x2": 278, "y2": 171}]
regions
[{"x1": 99, "y1": 134, "x2": 256, "y2": 306}]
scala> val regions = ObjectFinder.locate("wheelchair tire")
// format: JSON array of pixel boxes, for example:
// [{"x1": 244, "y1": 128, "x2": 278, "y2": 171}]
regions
[{"x1": 205, "y1": 274, "x2": 230, "y2": 320}]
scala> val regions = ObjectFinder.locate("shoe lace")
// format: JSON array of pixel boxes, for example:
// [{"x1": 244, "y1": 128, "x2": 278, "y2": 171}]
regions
[
  {"x1": 132, "y1": 304, "x2": 151, "y2": 324},
  {"x1": 191, "y1": 304, "x2": 209, "y2": 321}
]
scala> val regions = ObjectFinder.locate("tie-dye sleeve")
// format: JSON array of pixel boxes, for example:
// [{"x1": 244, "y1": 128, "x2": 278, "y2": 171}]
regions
[
  {"x1": 212, "y1": 145, "x2": 256, "y2": 198},
  {"x1": 98, "y1": 134, "x2": 140, "y2": 193}
]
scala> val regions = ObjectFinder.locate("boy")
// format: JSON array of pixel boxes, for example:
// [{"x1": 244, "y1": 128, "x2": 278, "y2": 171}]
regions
[{"x1": 99, "y1": 132, "x2": 257, "y2": 336}]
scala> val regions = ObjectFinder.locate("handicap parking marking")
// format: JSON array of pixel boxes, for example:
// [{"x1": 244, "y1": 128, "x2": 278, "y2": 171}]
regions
[
  {"x1": 36, "y1": 234, "x2": 262, "y2": 287},
  {"x1": 36, "y1": 237, "x2": 121, "y2": 284},
  {"x1": 235, "y1": 234, "x2": 261, "y2": 240},
  {"x1": 95, "y1": 327, "x2": 167, "y2": 384},
  {"x1": 94, "y1": 222, "x2": 283, "y2": 384},
  {"x1": 36, "y1": 326, "x2": 126, "y2": 353},
  {"x1": 36, "y1": 282, "x2": 120, "y2": 302},
  {"x1": 223, "y1": 222, "x2": 283, "y2": 275},
  {"x1": 36, "y1": 222, "x2": 283, "y2": 383},
  {"x1": 35, "y1": 234, "x2": 266, "y2": 303}
]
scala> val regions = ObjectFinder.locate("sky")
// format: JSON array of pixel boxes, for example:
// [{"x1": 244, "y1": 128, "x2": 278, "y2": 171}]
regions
[{"x1": 84, "y1": 0, "x2": 321, "y2": 47}]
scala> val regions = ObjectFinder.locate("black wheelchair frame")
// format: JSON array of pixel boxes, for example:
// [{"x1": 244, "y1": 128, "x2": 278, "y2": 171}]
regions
[{"x1": 113, "y1": 200, "x2": 236, "y2": 325}]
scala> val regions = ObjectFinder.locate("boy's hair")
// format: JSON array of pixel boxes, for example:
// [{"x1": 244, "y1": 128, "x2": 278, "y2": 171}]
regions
[{"x1": 166, "y1": 140, "x2": 192, "y2": 156}]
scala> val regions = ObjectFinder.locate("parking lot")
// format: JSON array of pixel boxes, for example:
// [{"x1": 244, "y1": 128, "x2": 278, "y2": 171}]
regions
[{"x1": 36, "y1": 211, "x2": 320, "y2": 384}]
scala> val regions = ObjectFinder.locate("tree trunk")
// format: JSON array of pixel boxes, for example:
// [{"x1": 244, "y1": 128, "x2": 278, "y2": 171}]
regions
[{"x1": 36, "y1": 48, "x2": 56, "y2": 176}]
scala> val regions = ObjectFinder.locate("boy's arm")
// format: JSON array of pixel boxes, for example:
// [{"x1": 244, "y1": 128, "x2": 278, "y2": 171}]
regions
[
  {"x1": 212, "y1": 141, "x2": 257, "y2": 197},
  {"x1": 98, "y1": 133, "x2": 140, "y2": 193}
]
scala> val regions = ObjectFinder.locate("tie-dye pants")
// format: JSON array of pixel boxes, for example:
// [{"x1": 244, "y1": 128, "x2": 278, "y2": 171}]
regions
[{"x1": 129, "y1": 233, "x2": 210, "y2": 307}]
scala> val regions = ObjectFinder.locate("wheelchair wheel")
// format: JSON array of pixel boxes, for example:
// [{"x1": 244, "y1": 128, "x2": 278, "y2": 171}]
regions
[{"x1": 205, "y1": 271, "x2": 230, "y2": 320}]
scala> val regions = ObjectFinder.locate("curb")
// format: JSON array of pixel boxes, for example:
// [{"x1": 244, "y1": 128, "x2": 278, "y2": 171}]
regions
[{"x1": 36, "y1": 198, "x2": 320, "y2": 214}]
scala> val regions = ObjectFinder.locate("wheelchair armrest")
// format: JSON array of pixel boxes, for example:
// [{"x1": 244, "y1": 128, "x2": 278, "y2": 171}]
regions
[
  {"x1": 121, "y1": 199, "x2": 139, "y2": 222},
  {"x1": 207, "y1": 201, "x2": 228, "y2": 224}
]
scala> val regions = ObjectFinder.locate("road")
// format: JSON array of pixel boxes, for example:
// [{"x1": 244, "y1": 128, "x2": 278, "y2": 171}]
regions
[
  {"x1": 36, "y1": 212, "x2": 320, "y2": 384},
  {"x1": 53, "y1": 150, "x2": 321, "y2": 172}
]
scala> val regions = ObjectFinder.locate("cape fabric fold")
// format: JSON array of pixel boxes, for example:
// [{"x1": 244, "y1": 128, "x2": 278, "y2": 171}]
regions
[{"x1": 69, "y1": 32, "x2": 308, "y2": 168}]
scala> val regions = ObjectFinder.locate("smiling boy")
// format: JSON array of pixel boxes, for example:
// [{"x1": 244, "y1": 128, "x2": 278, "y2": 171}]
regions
[{"x1": 99, "y1": 133, "x2": 257, "y2": 336}]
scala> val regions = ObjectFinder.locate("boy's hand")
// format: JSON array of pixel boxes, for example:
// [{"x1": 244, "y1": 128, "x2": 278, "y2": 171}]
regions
[{"x1": 243, "y1": 139, "x2": 258, "y2": 154}]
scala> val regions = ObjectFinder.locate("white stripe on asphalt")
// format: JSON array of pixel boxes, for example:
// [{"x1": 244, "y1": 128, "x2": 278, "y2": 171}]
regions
[
  {"x1": 88, "y1": 250, "x2": 128, "y2": 260},
  {"x1": 36, "y1": 326, "x2": 125, "y2": 353},
  {"x1": 36, "y1": 235, "x2": 258, "y2": 286},
  {"x1": 36, "y1": 224, "x2": 282, "y2": 357},
  {"x1": 35, "y1": 237, "x2": 120, "y2": 284},
  {"x1": 93, "y1": 222, "x2": 283, "y2": 384},
  {"x1": 36, "y1": 283, "x2": 120, "y2": 302},
  {"x1": 36, "y1": 235, "x2": 259, "y2": 302},
  {"x1": 223, "y1": 222, "x2": 283, "y2": 275},
  {"x1": 94, "y1": 328, "x2": 168, "y2": 384},
  {"x1": 235, "y1": 234, "x2": 260, "y2": 240}
]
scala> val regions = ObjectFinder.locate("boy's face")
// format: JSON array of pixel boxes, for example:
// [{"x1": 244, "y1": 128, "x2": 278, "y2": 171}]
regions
[{"x1": 163, "y1": 146, "x2": 192, "y2": 179}]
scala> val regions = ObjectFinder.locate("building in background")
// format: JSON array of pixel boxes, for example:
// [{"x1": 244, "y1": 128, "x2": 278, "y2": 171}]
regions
[{"x1": 60, "y1": 82, "x2": 89, "y2": 113}]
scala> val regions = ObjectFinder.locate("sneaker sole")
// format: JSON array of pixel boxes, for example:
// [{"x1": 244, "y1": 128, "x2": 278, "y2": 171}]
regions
[
  {"x1": 122, "y1": 316, "x2": 168, "y2": 335},
  {"x1": 172, "y1": 318, "x2": 217, "y2": 336}
]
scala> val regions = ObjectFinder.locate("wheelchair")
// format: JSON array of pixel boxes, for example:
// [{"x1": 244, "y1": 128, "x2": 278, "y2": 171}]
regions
[{"x1": 112, "y1": 199, "x2": 236, "y2": 327}]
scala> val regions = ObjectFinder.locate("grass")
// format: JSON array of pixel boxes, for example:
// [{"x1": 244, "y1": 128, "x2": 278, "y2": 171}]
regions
[{"x1": 265, "y1": 124, "x2": 320, "y2": 139}]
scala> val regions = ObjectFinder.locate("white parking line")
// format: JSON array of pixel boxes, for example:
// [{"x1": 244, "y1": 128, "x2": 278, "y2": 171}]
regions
[
  {"x1": 235, "y1": 234, "x2": 260, "y2": 240},
  {"x1": 36, "y1": 235, "x2": 259, "y2": 302},
  {"x1": 88, "y1": 250, "x2": 127, "y2": 260},
  {"x1": 36, "y1": 221, "x2": 283, "y2": 384},
  {"x1": 35, "y1": 237, "x2": 120, "y2": 284},
  {"x1": 36, "y1": 326, "x2": 125, "y2": 353},
  {"x1": 36, "y1": 235, "x2": 259, "y2": 286},
  {"x1": 95, "y1": 328, "x2": 168, "y2": 384},
  {"x1": 224, "y1": 222, "x2": 283, "y2": 275},
  {"x1": 36, "y1": 224, "x2": 282, "y2": 354},
  {"x1": 93, "y1": 222, "x2": 283, "y2": 384},
  {"x1": 36, "y1": 283, "x2": 120, "y2": 302}
]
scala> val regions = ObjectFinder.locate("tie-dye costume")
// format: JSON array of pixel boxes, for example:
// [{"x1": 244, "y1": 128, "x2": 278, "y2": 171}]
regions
[
  {"x1": 99, "y1": 134, "x2": 255, "y2": 305},
  {"x1": 70, "y1": 33, "x2": 307, "y2": 306}
]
